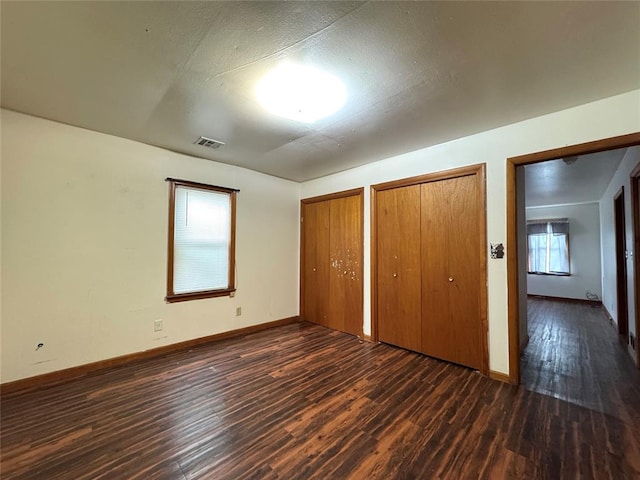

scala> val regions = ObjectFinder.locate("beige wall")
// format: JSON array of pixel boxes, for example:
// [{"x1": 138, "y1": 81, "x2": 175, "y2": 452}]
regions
[
  {"x1": 300, "y1": 89, "x2": 640, "y2": 376},
  {"x1": 1, "y1": 110, "x2": 300, "y2": 383}
]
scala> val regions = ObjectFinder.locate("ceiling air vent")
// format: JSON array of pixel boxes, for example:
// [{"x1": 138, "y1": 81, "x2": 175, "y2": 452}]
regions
[{"x1": 195, "y1": 136, "x2": 225, "y2": 149}]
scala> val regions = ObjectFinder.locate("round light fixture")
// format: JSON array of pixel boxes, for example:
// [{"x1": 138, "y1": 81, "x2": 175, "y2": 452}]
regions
[{"x1": 256, "y1": 63, "x2": 347, "y2": 124}]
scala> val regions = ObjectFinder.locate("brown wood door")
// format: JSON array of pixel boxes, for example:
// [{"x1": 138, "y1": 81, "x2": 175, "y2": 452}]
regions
[
  {"x1": 328, "y1": 195, "x2": 363, "y2": 336},
  {"x1": 421, "y1": 174, "x2": 484, "y2": 369},
  {"x1": 376, "y1": 185, "x2": 422, "y2": 352},
  {"x1": 614, "y1": 188, "x2": 629, "y2": 341},
  {"x1": 302, "y1": 201, "x2": 330, "y2": 327}
]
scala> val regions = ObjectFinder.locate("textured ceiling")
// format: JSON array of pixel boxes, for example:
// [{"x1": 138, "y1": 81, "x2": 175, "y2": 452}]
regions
[
  {"x1": 524, "y1": 149, "x2": 627, "y2": 207},
  {"x1": 1, "y1": 1, "x2": 639, "y2": 181}
]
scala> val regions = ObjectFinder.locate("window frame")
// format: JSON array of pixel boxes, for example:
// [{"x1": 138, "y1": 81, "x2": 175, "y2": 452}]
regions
[
  {"x1": 165, "y1": 178, "x2": 238, "y2": 303},
  {"x1": 526, "y1": 219, "x2": 571, "y2": 276}
]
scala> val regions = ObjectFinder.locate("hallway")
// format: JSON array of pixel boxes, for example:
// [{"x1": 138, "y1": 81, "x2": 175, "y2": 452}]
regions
[{"x1": 520, "y1": 297, "x2": 640, "y2": 475}]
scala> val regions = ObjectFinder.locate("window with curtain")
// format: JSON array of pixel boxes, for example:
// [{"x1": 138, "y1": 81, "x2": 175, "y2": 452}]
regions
[
  {"x1": 527, "y1": 218, "x2": 570, "y2": 275},
  {"x1": 166, "y1": 178, "x2": 238, "y2": 302}
]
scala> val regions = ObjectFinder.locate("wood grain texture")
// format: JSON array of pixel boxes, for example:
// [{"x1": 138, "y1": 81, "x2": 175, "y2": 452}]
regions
[
  {"x1": 375, "y1": 185, "x2": 422, "y2": 352},
  {"x1": 302, "y1": 200, "x2": 330, "y2": 327},
  {"x1": 422, "y1": 174, "x2": 483, "y2": 370},
  {"x1": 2, "y1": 299, "x2": 639, "y2": 479},
  {"x1": 301, "y1": 190, "x2": 363, "y2": 337},
  {"x1": 328, "y1": 194, "x2": 363, "y2": 337},
  {"x1": 373, "y1": 165, "x2": 487, "y2": 372}
]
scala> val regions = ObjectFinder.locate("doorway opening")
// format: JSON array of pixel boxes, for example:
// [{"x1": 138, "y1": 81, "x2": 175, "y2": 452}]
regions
[{"x1": 506, "y1": 133, "x2": 640, "y2": 384}]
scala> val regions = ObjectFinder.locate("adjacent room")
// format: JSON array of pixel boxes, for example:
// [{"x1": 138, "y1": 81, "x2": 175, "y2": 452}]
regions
[{"x1": 1, "y1": 2, "x2": 639, "y2": 479}]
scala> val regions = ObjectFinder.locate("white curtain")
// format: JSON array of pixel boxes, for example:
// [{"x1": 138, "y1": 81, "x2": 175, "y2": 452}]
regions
[
  {"x1": 528, "y1": 233, "x2": 547, "y2": 273},
  {"x1": 548, "y1": 233, "x2": 569, "y2": 273},
  {"x1": 527, "y1": 219, "x2": 570, "y2": 274}
]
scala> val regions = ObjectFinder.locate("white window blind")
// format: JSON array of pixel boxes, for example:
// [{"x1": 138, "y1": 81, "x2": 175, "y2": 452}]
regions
[{"x1": 173, "y1": 186, "x2": 231, "y2": 294}]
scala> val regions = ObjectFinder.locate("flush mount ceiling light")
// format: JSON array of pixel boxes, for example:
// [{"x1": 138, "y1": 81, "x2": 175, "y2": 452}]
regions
[{"x1": 256, "y1": 63, "x2": 347, "y2": 124}]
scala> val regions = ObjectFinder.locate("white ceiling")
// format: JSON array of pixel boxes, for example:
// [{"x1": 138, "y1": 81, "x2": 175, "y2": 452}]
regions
[
  {"x1": 1, "y1": 1, "x2": 639, "y2": 182},
  {"x1": 524, "y1": 148, "x2": 628, "y2": 207}
]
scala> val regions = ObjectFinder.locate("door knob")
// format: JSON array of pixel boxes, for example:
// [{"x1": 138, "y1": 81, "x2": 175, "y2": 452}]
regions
[
  {"x1": 448, "y1": 277, "x2": 454, "y2": 282},
  {"x1": 313, "y1": 268, "x2": 317, "y2": 272},
  {"x1": 393, "y1": 273, "x2": 398, "y2": 278}
]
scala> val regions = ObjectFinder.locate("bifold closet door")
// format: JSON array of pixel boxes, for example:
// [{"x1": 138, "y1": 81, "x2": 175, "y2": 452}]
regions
[
  {"x1": 328, "y1": 195, "x2": 363, "y2": 336},
  {"x1": 376, "y1": 185, "x2": 422, "y2": 352},
  {"x1": 302, "y1": 190, "x2": 363, "y2": 337},
  {"x1": 303, "y1": 200, "x2": 330, "y2": 327},
  {"x1": 421, "y1": 174, "x2": 483, "y2": 369}
]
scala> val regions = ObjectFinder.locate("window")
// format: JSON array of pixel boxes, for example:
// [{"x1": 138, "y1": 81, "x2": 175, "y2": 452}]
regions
[
  {"x1": 527, "y1": 218, "x2": 570, "y2": 275},
  {"x1": 166, "y1": 178, "x2": 238, "y2": 302}
]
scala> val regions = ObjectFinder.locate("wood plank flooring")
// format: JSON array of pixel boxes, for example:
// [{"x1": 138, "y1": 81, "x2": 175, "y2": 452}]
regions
[{"x1": 2, "y1": 298, "x2": 640, "y2": 479}]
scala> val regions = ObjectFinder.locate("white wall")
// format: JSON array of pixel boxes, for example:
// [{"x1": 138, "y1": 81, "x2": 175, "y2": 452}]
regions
[
  {"x1": 600, "y1": 146, "x2": 640, "y2": 342},
  {"x1": 301, "y1": 89, "x2": 640, "y2": 375},
  {"x1": 0, "y1": 109, "x2": 301, "y2": 383},
  {"x1": 526, "y1": 202, "x2": 602, "y2": 300}
]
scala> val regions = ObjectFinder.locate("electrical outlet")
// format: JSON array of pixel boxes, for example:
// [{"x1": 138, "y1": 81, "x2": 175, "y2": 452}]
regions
[
  {"x1": 154, "y1": 319, "x2": 163, "y2": 332},
  {"x1": 236, "y1": 307, "x2": 242, "y2": 316}
]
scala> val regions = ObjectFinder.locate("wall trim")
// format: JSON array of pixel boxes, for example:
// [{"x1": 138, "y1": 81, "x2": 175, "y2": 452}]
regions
[
  {"x1": 527, "y1": 294, "x2": 602, "y2": 306},
  {"x1": 301, "y1": 187, "x2": 364, "y2": 205},
  {"x1": 629, "y1": 344, "x2": 639, "y2": 367},
  {"x1": 602, "y1": 304, "x2": 615, "y2": 324},
  {"x1": 489, "y1": 370, "x2": 513, "y2": 384},
  {"x1": 1, "y1": 316, "x2": 300, "y2": 396}
]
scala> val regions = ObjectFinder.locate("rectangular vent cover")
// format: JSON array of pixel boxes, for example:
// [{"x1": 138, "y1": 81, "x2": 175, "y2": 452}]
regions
[{"x1": 195, "y1": 136, "x2": 225, "y2": 149}]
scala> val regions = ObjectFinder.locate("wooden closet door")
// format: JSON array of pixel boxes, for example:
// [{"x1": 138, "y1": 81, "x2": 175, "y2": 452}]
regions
[
  {"x1": 303, "y1": 201, "x2": 330, "y2": 327},
  {"x1": 376, "y1": 185, "x2": 422, "y2": 352},
  {"x1": 421, "y1": 174, "x2": 483, "y2": 369},
  {"x1": 328, "y1": 195, "x2": 363, "y2": 336}
]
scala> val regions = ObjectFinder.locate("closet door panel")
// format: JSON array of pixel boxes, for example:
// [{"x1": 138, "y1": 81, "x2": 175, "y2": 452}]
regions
[
  {"x1": 421, "y1": 175, "x2": 483, "y2": 369},
  {"x1": 303, "y1": 201, "x2": 330, "y2": 327},
  {"x1": 376, "y1": 185, "x2": 422, "y2": 352},
  {"x1": 446, "y1": 174, "x2": 483, "y2": 369},
  {"x1": 328, "y1": 195, "x2": 363, "y2": 336},
  {"x1": 421, "y1": 180, "x2": 455, "y2": 362}
]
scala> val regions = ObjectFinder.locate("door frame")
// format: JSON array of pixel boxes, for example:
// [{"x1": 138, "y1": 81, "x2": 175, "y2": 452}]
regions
[
  {"x1": 506, "y1": 132, "x2": 640, "y2": 384},
  {"x1": 300, "y1": 187, "x2": 364, "y2": 336},
  {"x1": 614, "y1": 187, "x2": 629, "y2": 344},
  {"x1": 631, "y1": 164, "x2": 640, "y2": 367},
  {"x1": 371, "y1": 163, "x2": 489, "y2": 376}
]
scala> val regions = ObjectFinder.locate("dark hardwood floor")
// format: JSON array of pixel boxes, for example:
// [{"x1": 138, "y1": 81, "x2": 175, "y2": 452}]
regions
[{"x1": 2, "y1": 299, "x2": 639, "y2": 479}]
